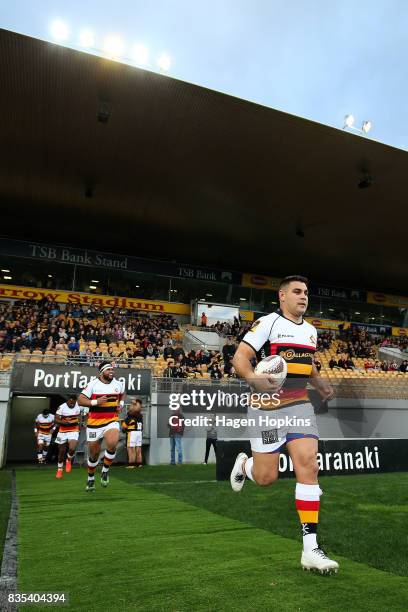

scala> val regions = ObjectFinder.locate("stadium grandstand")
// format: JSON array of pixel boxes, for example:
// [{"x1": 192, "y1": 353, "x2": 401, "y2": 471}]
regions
[{"x1": 2, "y1": 24, "x2": 408, "y2": 612}]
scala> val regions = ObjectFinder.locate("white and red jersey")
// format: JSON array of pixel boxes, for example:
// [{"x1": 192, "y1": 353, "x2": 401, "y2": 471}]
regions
[
  {"x1": 81, "y1": 377, "x2": 125, "y2": 428},
  {"x1": 56, "y1": 402, "x2": 81, "y2": 433},
  {"x1": 242, "y1": 309, "x2": 317, "y2": 407},
  {"x1": 35, "y1": 413, "x2": 55, "y2": 435}
]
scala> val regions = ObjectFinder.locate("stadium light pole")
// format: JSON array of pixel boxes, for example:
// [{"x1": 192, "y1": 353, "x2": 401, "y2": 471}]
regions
[{"x1": 343, "y1": 114, "x2": 373, "y2": 135}]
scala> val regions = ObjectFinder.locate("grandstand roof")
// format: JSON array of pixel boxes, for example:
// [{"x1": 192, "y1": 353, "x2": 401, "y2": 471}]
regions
[{"x1": 0, "y1": 28, "x2": 406, "y2": 293}]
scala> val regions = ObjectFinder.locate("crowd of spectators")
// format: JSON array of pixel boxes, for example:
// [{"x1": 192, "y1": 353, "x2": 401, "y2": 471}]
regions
[
  {"x1": 0, "y1": 297, "x2": 242, "y2": 377},
  {"x1": 381, "y1": 337, "x2": 408, "y2": 352},
  {"x1": 207, "y1": 317, "x2": 250, "y2": 338},
  {"x1": 335, "y1": 328, "x2": 377, "y2": 359},
  {"x1": 2, "y1": 298, "x2": 407, "y2": 379},
  {"x1": 0, "y1": 298, "x2": 179, "y2": 361},
  {"x1": 162, "y1": 346, "x2": 238, "y2": 379},
  {"x1": 328, "y1": 355, "x2": 408, "y2": 373},
  {"x1": 364, "y1": 359, "x2": 407, "y2": 373},
  {"x1": 316, "y1": 331, "x2": 335, "y2": 351}
]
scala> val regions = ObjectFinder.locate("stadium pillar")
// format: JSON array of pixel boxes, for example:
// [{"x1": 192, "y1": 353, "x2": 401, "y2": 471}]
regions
[{"x1": 0, "y1": 387, "x2": 11, "y2": 468}]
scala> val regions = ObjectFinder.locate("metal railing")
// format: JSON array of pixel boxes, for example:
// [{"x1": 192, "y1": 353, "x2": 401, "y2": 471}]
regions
[
  {"x1": 1, "y1": 354, "x2": 408, "y2": 399},
  {"x1": 0, "y1": 352, "x2": 152, "y2": 369},
  {"x1": 0, "y1": 371, "x2": 11, "y2": 386}
]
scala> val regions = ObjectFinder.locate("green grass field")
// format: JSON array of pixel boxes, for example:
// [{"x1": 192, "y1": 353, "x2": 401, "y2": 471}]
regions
[
  {"x1": 0, "y1": 470, "x2": 12, "y2": 566},
  {"x1": 2, "y1": 465, "x2": 408, "y2": 611}
]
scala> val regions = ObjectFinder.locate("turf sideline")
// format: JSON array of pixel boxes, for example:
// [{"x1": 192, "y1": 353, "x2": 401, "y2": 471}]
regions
[{"x1": 0, "y1": 470, "x2": 18, "y2": 611}]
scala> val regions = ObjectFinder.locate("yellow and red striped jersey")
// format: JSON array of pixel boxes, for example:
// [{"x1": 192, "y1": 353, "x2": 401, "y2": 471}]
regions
[
  {"x1": 243, "y1": 309, "x2": 317, "y2": 408},
  {"x1": 81, "y1": 377, "x2": 125, "y2": 428},
  {"x1": 35, "y1": 413, "x2": 55, "y2": 434},
  {"x1": 56, "y1": 402, "x2": 81, "y2": 433},
  {"x1": 122, "y1": 413, "x2": 143, "y2": 432}
]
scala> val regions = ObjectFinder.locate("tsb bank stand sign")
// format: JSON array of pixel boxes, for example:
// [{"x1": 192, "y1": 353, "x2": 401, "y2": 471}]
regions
[{"x1": 11, "y1": 364, "x2": 152, "y2": 396}]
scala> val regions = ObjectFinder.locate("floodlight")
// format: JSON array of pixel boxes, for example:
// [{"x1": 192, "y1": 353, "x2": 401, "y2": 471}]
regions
[
  {"x1": 132, "y1": 44, "x2": 148, "y2": 65},
  {"x1": 344, "y1": 114, "x2": 355, "y2": 128},
  {"x1": 103, "y1": 35, "x2": 124, "y2": 59},
  {"x1": 79, "y1": 29, "x2": 95, "y2": 48},
  {"x1": 50, "y1": 20, "x2": 69, "y2": 42},
  {"x1": 157, "y1": 53, "x2": 171, "y2": 71}
]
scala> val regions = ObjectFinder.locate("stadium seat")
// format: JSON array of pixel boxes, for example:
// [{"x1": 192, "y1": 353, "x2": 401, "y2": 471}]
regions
[{"x1": 0, "y1": 357, "x2": 12, "y2": 370}]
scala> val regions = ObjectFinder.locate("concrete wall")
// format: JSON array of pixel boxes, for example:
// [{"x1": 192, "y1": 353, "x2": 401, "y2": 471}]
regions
[
  {"x1": 146, "y1": 393, "x2": 216, "y2": 465},
  {"x1": 146, "y1": 393, "x2": 408, "y2": 465},
  {"x1": 2, "y1": 387, "x2": 407, "y2": 466}
]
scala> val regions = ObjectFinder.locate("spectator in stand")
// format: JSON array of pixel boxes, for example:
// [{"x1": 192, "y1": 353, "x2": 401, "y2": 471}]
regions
[
  {"x1": 399, "y1": 360, "x2": 408, "y2": 373},
  {"x1": 45, "y1": 336, "x2": 54, "y2": 352},
  {"x1": 93, "y1": 346, "x2": 104, "y2": 360},
  {"x1": 337, "y1": 357, "x2": 346, "y2": 370},
  {"x1": 313, "y1": 356, "x2": 322, "y2": 373},
  {"x1": 345, "y1": 356, "x2": 355, "y2": 370},
  {"x1": 0, "y1": 336, "x2": 6, "y2": 354},
  {"x1": 163, "y1": 344, "x2": 174, "y2": 359},
  {"x1": 201, "y1": 312, "x2": 207, "y2": 327},
  {"x1": 168, "y1": 409, "x2": 184, "y2": 465},
  {"x1": 173, "y1": 363, "x2": 185, "y2": 378},
  {"x1": 163, "y1": 361, "x2": 174, "y2": 377},
  {"x1": 67, "y1": 337, "x2": 80, "y2": 353},
  {"x1": 222, "y1": 338, "x2": 236, "y2": 362},
  {"x1": 329, "y1": 358, "x2": 337, "y2": 369},
  {"x1": 173, "y1": 343, "x2": 185, "y2": 361},
  {"x1": 223, "y1": 356, "x2": 233, "y2": 376},
  {"x1": 144, "y1": 343, "x2": 158, "y2": 358},
  {"x1": 210, "y1": 363, "x2": 223, "y2": 380},
  {"x1": 185, "y1": 350, "x2": 197, "y2": 367},
  {"x1": 55, "y1": 338, "x2": 67, "y2": 352}
]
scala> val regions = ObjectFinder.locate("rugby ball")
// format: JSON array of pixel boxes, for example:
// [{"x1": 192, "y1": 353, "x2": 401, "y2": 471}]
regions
[{"x1": 254, "y1": 355, "x2": 287, "y2": 387}]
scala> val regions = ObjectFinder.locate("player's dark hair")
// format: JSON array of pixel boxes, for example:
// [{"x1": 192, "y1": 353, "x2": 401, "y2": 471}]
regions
[
  {"x1": 68, "y1": 394, "x2": 77, "y2": 401},
  {"x1": 132, "y1": 398, "x2": 143, "y2": 407},
  {"x1": 279, "y1": 275, "x2": 309, "y2": 290}
]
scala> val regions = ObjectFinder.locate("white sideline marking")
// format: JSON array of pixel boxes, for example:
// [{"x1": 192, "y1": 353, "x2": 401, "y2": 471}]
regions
[{"x1": 134, "y1": 479, "x2": 217, "y2": 486}]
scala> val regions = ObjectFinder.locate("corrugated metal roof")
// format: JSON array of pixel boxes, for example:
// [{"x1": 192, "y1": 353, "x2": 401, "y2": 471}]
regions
[{"x1": 0, "y1": 28, "x2": 406, "y2": 291}]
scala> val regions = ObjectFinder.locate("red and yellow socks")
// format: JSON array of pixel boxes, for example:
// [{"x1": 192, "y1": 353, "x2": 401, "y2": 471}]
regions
[{"x1": 295, "y1": 482, "x2": 322, "y2": 552}]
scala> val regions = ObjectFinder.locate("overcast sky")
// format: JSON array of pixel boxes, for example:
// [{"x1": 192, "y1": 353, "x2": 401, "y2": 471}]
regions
[{"x1": 1, "y1": 0, "x2": 408, "y2": 149}]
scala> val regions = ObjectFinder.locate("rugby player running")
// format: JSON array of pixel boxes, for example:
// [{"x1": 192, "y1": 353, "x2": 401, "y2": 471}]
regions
[
  {"x1": 230, "y1": 276, "x2": 339, "y2": 573},
  {"x1": 78, "y1": 362, "x2": 125, "y2": 492}
]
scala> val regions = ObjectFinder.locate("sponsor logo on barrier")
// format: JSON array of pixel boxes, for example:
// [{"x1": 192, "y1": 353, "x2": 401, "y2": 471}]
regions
[
  {"x1": 11, "y1": 363, "x2": 152, "y2": 395},
  {"x1": 279, "y1": 446, "x2": 380, "y2": 473},
  {"x1": 32, "y1": 369, "x2": 141, "y2": 391}
]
